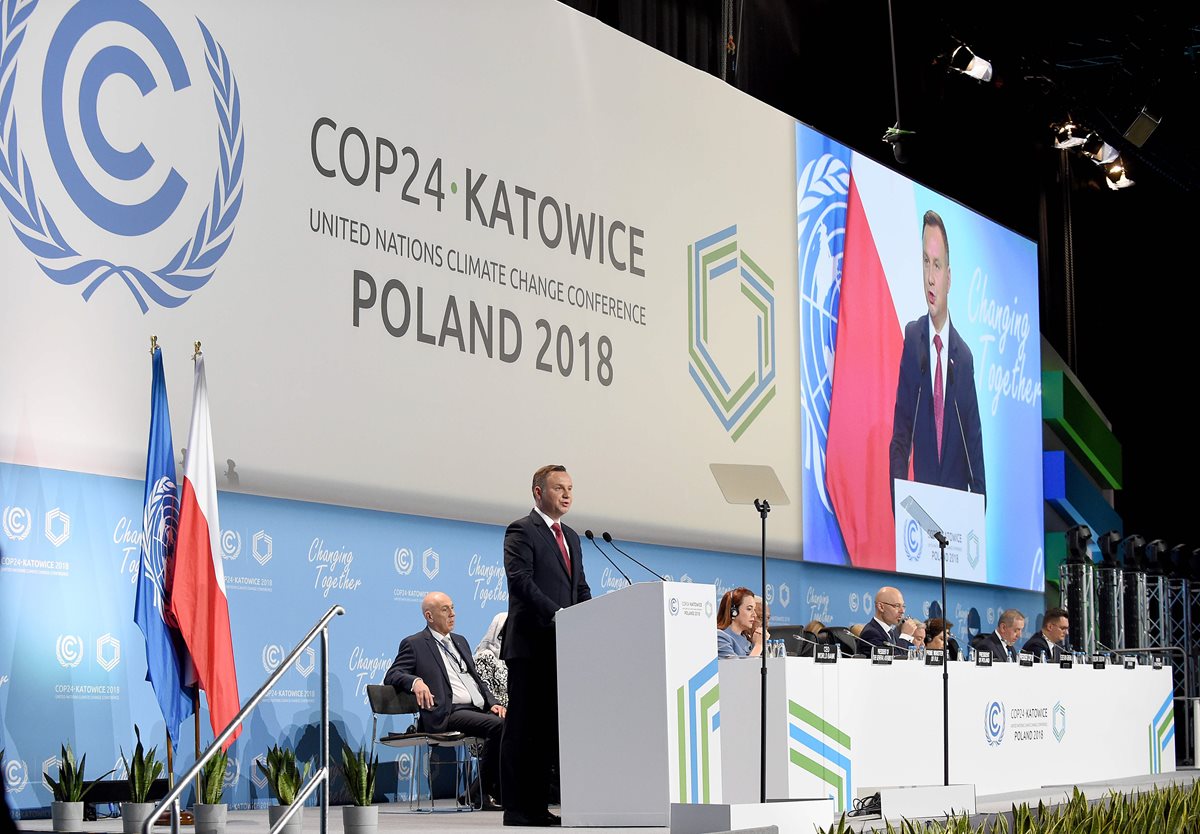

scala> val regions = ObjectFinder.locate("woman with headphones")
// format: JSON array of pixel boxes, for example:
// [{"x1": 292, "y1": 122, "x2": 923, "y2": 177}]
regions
[{"x1": 716, "y1": 587, "x2": 767, "y2": 658}]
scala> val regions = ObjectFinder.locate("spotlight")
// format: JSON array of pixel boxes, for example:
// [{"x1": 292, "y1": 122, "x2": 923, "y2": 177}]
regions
[
  {"x1": 1121, "y1": 534, "x2": 1145, "y2": 570},
  {"x1": 1124, "y1": 105, "x2": 1162, "y2": 148},
  {"x1": 1142, "y1": 539, "x2": 1167, "y2": 574},
  {"x1": 1052, "y1": 120, "x2": 1087, "y2": 149},
  {"x1": 1082, "y1": 134, "x2": 1119, "y2": 165},
  {"x1": 1098, "y1": 530, "x2": 1122, "y2": 566},
  {"x1": 949, "y1": 44, "x2": 993, "y2": 82},
  {"x1": 1066, "y1": 524, "x2": 1093, "y2": 564},
  {"x1": 881, "y1": 124, "x2": 915, "y2": 164},
  {"x1": 1105, "y1": 159, "x2": 1134, "y2": 190}
]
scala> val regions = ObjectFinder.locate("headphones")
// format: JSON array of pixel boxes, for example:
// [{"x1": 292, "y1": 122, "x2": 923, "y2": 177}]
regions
[{"x1": 730, "y1": 600, "x2": 740, "y2": 618}]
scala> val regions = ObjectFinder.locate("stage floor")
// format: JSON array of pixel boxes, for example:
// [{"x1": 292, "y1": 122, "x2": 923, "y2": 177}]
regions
[{"x1": 15, "y1": 770, "x2": 1199, "y2": 834}]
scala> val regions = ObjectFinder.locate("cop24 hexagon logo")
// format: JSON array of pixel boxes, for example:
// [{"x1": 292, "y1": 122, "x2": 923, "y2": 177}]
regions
[
  {"x1": 687, "y1": 225, "x2": 776, "y2": 441},
  {"x1": 0, "y1": 0, "x2": 244, "y2": 312}
]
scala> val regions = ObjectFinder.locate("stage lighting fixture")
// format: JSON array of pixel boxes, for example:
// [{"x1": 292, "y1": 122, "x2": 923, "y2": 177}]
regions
[
  {"x1": 1082, "y1": 134, "x2": 1119, "y2": 165},
  {"x1": 1098, "y1": 530, "x2": 1122, "y2": 565},
  {"x1": 1167, "y1": 544, "x2": 1189, "y2": 579},
  {"x1": 1052, "y1": 120, "x2": 1087, "y2": 149},
  {"x1": 1066, "y1": 524, "x2": 1093, "y2": 564},
  {"x1": 949, "y1": 44, "x2": 993, "y2": 82},
  {"x1": 1124, "y1": 105, "x2": 1162, "y2": 148},
  {"x1": 881, "y1": 124, "x2": 914, "y2": 164},
  {"x1": 1105, "y1": 160, "x2": 1135, "y2": 190},
  {"x1": 1142, "y1": 539, "x2": 1166, "y2": 574},
  {"x1": 1121, "y1": 534, "x2": 1145, "y2": 570}
]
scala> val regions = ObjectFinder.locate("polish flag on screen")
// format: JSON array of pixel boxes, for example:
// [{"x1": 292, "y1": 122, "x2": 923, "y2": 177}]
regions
[
  {"x1": 823, "y1": 176, "x2": 904, "y2": 570},
  {"x1": 169, "y1": 354, "x2": 241, "y2": 748}
]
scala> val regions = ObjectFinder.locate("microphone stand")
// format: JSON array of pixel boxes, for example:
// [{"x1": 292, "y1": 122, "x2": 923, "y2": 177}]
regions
[
  {"x1": 934, "y1": 530, "x2": 949, "y2": 787},
  {"x1": 754, "y1": 498, "x2": 770, "y2": 805}
]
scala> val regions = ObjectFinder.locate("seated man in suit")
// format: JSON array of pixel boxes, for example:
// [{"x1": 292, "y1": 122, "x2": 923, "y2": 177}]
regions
[
  {"x1": 860, "y1": 586, "x2": 920, "y2": 656},
  {"x1": 1021, "y1": 607, "x2": 1069, "y2": 662},
  {"x1": 972, "y1": 608, "x2": 1025, "y2": 662},
  {"x1": 384, "y1": 591, "x2": 506, "y2": 810}
]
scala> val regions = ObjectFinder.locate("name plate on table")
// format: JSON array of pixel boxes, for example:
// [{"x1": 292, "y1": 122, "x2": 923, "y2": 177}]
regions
[
  {"x1": 814, "y1": 645, "x2": 839, "y2": 664},
  {"x1": 1018, "y1": 652, "x2": 1034, "y2": 667},
  {"x1": 1059, "y1": 654, "x2": 1074, "y2": 669},
  {"x1": 1124, "y1": 658, "x2": 1137, "y2": 670},
  {"x1": 1153, "y1": 657, "x2": 1164, "y2": 670},
  {"x1": 872, "y1": 646, "x2": 894, "y2": 665},
  {"x1": 975, "y1": 650, "x2": 992, "y2": 667},
  {"x1": 924, "y1": 649, "x2": 944, "y2": 667},
  {"x1": 1091, "y1": 655, "x2": 1108, "y2": 670}
]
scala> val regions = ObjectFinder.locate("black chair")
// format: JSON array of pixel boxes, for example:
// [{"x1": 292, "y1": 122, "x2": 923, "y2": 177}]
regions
[
  {"x1": 365, "y1": 684, "x2": 480, "y2": 812},
  {"x1": 822, "y1": 626, "x2": 866, "y2": 657}
]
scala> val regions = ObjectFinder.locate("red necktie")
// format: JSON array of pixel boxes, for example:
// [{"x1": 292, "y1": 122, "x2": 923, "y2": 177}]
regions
[
  {"x1": 552, "y1": 522, "x2": 572, "y2": 577},
  {"x1": 933, "y1": 333, "x2": 944, "y2": 461}
]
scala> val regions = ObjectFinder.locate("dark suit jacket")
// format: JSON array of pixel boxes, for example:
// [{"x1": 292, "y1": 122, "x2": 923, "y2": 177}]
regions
[
  {"x1": 972, "y1": 631, "x2": 1014, "y2": 662},
  {"x1": 383, "y1": 627, "x2": 497, "y2": 733},
  {"x1": 500, "y1": 510, "x2": 591, "y2": 662},
  {"x1": 889, "y1": 315, "x2": 986, "y2": 500},
  {"x1": 1021, "y1": 632, "x2": 1063, "y2": 662},
  {"x1": 859, "y1": 619, "x2": 914, "y2": 656}
]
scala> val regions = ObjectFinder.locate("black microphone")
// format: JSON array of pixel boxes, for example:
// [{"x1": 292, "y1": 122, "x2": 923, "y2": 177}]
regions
[
  {"x1": 601, "y1": 532, "x2": 667, "y2": 581},
  {"x1": 790, "y1": 633, "x2": 822, "y2": 657},
  {"x1": 584, "y1": 530, "x2": 631, "y2": 587},
  {"x1": 846, "y1": 629, "x2": 914, "y2": 658},
  {"x1": 908, "y1": 351, "x2": 927, "y2": 463},
  {"x1": 953, "y1": 399, "x2": 977, "y2": 493}
]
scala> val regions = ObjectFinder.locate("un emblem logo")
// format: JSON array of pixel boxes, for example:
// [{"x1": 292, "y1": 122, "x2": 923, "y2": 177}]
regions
[
  {"x1": 0, "y1": 0, "x2": 244, "y2": 311},
  {"x1": 796, "y1": 154, "x2": 849, "y2": 514},
  {"x1": 687, "y1": 225, "x2": 776, "y2": 441},
  {"x1": 984, "y1": 700, "x2": 1005, "y2": 747}
]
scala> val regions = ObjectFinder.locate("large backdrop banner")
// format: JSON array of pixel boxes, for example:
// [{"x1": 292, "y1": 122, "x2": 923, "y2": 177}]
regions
[{"x1": 0, "y1": 0, "x2": 803, "y2": 558}]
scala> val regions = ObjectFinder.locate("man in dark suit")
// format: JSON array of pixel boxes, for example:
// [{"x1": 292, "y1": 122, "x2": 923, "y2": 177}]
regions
[
  {"x1": 384, "y1": 591, "x2": 506, "y2": 809},
  {"x1": 972, "y1": 608, "x2": 1026, "y2": 662},
  {"x1": 500, "y1": 465, "x2": 591, "y2": 827},
  {"x1": 859, "y1": 586, "x2": 920, "y2": 656},
  {"x1": 1022, "y1": 607, "x2": 1069, "y2": 662},
  {"x1": 889, "y1": 210, "x2": 986, "y2": 503}
]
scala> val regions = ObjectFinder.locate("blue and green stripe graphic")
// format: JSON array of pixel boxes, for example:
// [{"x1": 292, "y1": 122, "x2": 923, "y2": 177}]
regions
[
  {"x1": 675, "y1": 658, "x2": 720, "y2": 803},
  {"x1": 1149, "y1": 693, "x2": 1174, "y2": 774},
  {"x1": 788, "y1": 699, "x2": 852, "y2": 811}
]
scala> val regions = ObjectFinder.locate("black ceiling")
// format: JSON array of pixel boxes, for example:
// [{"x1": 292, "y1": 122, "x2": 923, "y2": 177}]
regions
[{"x1": 567, "y1": 0, "x2": 1200, "y2": 548}]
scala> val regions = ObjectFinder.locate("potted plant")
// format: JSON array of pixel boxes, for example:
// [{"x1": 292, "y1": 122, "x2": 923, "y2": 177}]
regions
[
  {"x1": 257, "y1": 745, "x2": 310, "y2": 834},
  {"x1": 194, "y1": 747, "x2": 229, "y2": 834},
  {"x1": 120, "y1": 725, "x2": 165, "y2": 834},
  {"x1": 339, "y1": 744, "x2": 379, "y2": 834},
  {"x1": 43, "y1": 742, "x2": 116, "y2": 833}
]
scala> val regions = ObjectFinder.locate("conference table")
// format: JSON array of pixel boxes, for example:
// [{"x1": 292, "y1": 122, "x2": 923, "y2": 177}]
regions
[{"x1": 719, "y1": 655, "x2": 1175, "y2": 812}]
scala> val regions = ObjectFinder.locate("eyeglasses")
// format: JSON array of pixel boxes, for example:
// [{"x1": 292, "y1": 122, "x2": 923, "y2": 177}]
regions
[{"x1": 880, "y1": 601, "x2": 905, "y2": 610}]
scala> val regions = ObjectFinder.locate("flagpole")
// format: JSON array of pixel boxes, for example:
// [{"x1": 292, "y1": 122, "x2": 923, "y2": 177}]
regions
[
  {"x1": 191, "y1": 343, "x2": 203, "y2": 809},
  {"x1": 194, "y1": 688, "x2": 202, "y2": 806}
]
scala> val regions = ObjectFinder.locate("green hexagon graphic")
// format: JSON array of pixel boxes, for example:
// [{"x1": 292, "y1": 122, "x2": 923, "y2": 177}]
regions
[{"x1": 688, "y1": 225, "x2": 776, "y2": 441}]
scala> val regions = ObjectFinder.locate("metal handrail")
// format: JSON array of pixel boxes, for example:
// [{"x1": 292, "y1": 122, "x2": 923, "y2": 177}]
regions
[{"x1": 143, "y1": 604, "x2": 346, "y2": 834}]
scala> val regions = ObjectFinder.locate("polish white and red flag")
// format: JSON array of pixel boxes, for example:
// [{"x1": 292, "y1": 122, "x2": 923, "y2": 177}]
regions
[{"x1": 169, "y1": 353, "x2": 241, "y2": 748}]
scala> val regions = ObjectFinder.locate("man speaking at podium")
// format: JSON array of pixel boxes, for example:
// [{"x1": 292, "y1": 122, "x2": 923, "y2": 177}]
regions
[
  {"x1": 500, "y1": 465, "x2": 592, "y2": 827},
  {"x1": 889, "y1": 210, "x2": 986, "y2": 501}
]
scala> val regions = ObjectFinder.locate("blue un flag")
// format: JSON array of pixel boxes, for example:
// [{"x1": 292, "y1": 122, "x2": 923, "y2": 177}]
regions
[{"x1": 134, "y1": 347, "x2": 194, "y2": 743}]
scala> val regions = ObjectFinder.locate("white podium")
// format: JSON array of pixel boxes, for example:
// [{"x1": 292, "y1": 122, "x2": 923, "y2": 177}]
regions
[{"x1": 556, "y1": 581, "x2": 722, "y2": 826}]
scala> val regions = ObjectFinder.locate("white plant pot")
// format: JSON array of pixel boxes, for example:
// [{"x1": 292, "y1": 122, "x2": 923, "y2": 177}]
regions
[
  {"x1": 194, "y1": 802, "x2": 228, "y2": 834},
  {"x1": 342, "y1": 804, "x2": 378, "y2": 834},
  {"x1": 121, "y1": 801, "x2": 156, "y2": 834},
  {"x1": 50, "y1": 801, "x2": 83, "y2": 833},
  {"x1": 268, "y1": 803, "x2": 303, "y2": 834}
]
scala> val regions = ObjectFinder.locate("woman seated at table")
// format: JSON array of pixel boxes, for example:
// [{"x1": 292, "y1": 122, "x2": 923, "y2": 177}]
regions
[
  {"x1": 925, "y1": 617, "x2": 959, "y2": 660},
  {"x1": 716, "y1": 587, "x2": 766, "y2": 658}
]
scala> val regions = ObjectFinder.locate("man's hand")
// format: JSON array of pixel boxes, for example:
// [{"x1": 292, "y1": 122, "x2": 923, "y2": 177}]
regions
[
  {"x1": 413, "y1": 679, "x2": 435, "y2": 710},
  {"x1": 490, "y1": 704, "x2": 507, "y2": 719},
  {"x1": 898, "y1": 618, "x2": 918, "y2": 637}
]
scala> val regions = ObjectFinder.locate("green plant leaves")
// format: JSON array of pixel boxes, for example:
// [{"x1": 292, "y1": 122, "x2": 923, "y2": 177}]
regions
[{"x1": 339, "y1": 745, "x2": 379, "y2": 808}]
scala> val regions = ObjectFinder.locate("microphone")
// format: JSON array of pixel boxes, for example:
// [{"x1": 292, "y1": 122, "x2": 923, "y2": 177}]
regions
[
  {"x1": 790, "y1": 633, "x2": 826, "y2": 658},
  {"x1": 584, "y1": 530, "x2": 631, "y2": 587},
  {"x1": 601, "y1": 532, "x2": 667, "y2": 581},
  {"x1": 909, "y1": 351, "x2": 927, "y2": 462},
  {"x1": 846, "y1": 629, "x2": 914, "y2": 658},
  {"x1": 953, "y1": 399, "x2": 977, "y2": 493}
]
